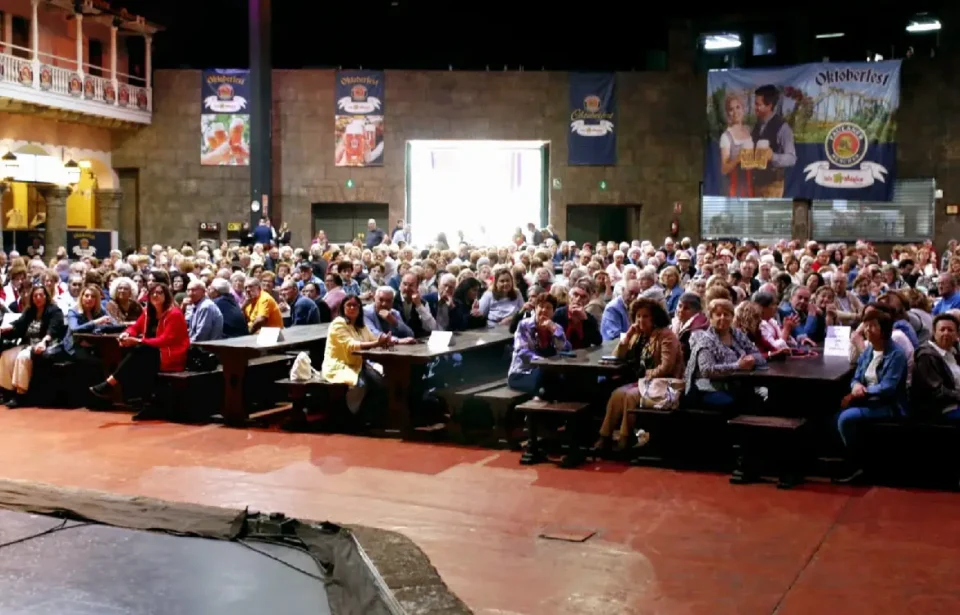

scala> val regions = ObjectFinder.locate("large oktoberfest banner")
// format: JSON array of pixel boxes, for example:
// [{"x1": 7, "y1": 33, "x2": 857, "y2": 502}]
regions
[
  {"x1": 568, "y1": 73, "x2": 616, "y2": 165},
  {"x1": 704, "y1": 61, "x2": 900, "y2": 201},
  {"x1": 200, "y1": 69, "x2": 251, "y2": 166},
  {"x1": 335, "y1": 70, "x2": 384, "y2": 167}
]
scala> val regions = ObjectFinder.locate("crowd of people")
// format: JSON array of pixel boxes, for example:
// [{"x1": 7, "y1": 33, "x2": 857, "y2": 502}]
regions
[{"x1": 1, "y1": 217, "x2": 958, "y2": 482}]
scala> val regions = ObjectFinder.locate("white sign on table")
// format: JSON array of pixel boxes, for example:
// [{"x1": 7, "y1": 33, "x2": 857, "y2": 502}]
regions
[
  {"x1": 823, "y1": 326, "x2": 851, "y2": 357},
  {"x1": 426, "y1": 331, "x2": 454, "y2": 350},
  {"x1": 256, "y1": 327, "x2": 284, "y2": 346}
]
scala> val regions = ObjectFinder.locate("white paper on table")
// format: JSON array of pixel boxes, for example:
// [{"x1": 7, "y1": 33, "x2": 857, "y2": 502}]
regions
[
  {"x1": 256, "y1": 327, "x2": 284, "y2": 345},
  {"x1": 823, "y1": 325, "x2": 851, "y2": 357},
  {"x1": 427, "y1": 331, "x2": 454, "y2": 350},
  {"x1": 2, "y1": 313, "x2": 19, "y2": 327}
]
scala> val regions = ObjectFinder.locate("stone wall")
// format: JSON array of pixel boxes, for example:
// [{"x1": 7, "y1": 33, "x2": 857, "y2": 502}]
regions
[
  {"x1": 111, "y1": 31, "x2": 960, "y2": 251},
  {"x1": 112, "y1": 64, "x2": 705, "y2": 248}
]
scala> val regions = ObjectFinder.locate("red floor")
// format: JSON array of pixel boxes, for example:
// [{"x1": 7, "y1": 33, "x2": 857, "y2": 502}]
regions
[{"x1": 0, "y1": 408, "x2": 958, "y2": 615}]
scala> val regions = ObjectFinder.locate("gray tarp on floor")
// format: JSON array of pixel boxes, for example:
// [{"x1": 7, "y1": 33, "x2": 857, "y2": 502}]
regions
[{"x1": 0, "y1": 479, "x2": 472, "y2": 615}]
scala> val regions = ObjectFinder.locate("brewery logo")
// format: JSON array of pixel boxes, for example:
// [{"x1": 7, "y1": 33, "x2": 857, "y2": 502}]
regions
[
  {"x1": 351, "y1": 84, "x2": 367, "y2": 100},
  {"x1": 18, "y1": 62, "x2": 33, "y2": 87},
  {"x1": 118, "y1": 85, "x2": 130, "y2": 106},
  {"x1": 570, "y1": 92, "x2": 614, "y2": 137},
  {"x1": 136, "y1": 89, "x2": 148, "y2": 110},
  {"x1": 39, "y1": 66, "x2": 52, "y2": 90},
  {"x1": 104, "y1": 83, "x2": 116, "y2": 104},
  {"x1": 84, "y1": 77, "x2": 96, "y2": 98},
  {"x1": 824, "y1": 122, "x2": 868, "y2": 168},
  {"x1": 68, "y1": 75, "x2": 82, "y2": 97},
  {"x1": 337, "y1": 78, "x2": 381, "y2": 114},
  {"x1": 204, "y1": 81, "x2": 247, "y2": 113}
]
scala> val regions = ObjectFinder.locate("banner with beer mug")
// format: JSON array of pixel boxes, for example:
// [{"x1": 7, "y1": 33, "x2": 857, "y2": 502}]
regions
[
  {"x1": 335, "y1": 70, "x2": 384, "y2": 167},
  {"x1": 568, "y1": 73, "x2": 616, "y2": 166},
  {"x1": 200, "y1": 69, "x2": 251, "y2": 166},
  {"x1": 704, "y1": 61, "x2": 901, "y2": 201}
]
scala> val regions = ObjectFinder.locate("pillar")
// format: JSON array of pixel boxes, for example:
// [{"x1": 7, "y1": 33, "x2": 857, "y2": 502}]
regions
[
  {"x1": 40, "y1": 186, "x2": 69, "y2": 258},
  {"x1": 95, "y1": 189, "x2": 121, "y2": 232},
  {"x1": 30, "y1": 0, "x2": 39, "y2": 88},
  {"x1": 2, "y1": 11, "x2": 12, "y2": 54},
  {"x1": 0, "y1": 184, "x2": 6, "y2": 250},
  {"x1": 791, "y1": 199, "x2": 811, "y2": 242},
  {"x1": 248, "y1": 0, "x2": 272, "y2": 227},
  {"x1": 144, "y1": 35, "x2": 152, "y2": 110},
  {"x1": 75, "y1": 13, "x2": 84, "y2": 80},
  {"x1": 110, "y1": 22, "x2": 118, "y2": 105}
]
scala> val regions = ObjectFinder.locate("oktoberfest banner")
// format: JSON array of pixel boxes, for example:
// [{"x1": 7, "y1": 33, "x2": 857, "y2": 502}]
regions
[
  {"x1": 67, "y1": 229, "x2": 117, "y2": 259},
  {"x1": 200, "y1": 69, "x2": 251, "y2": 166},
  {"x1": 568, "y1": 73, "x2": 616, "y2": 166},
  {"x1": 335, "y1": 70, "x2": 384, "y2": 167},
  {"x1": 705, "y1": 61, "x2": 901, "y2": 201}
]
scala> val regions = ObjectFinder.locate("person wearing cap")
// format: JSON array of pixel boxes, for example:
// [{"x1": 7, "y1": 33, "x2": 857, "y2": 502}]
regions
[
  {"x1": 296, "y1": 262, "x2": 326, "y2": 297},
  {"x1": 675, "y1": 251, "x2": 694, "y2": 284}
]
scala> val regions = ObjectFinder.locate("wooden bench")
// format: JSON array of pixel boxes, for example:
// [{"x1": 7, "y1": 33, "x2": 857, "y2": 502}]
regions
[
  {"x1": 627, "y1": 407, "x2": 727, "y2": 466},
  {"x1": 156, "y1": 354, "x2": 293, "y2": 422},
  {"x1": 515, "y1": 399, "x2": 590, "y2": 467},
  {"x1": 471, "y1": 384, "x2": 531, "y2": 449},
  {"x1": 864, "y1": 419, "x2": 960, "y2": 484},
  {"x1": 727, "y1": 415, "x2": 807, "y2": 489},
  {"x1": 274, "y1": 377, "x2": 350, "y2": 431}
]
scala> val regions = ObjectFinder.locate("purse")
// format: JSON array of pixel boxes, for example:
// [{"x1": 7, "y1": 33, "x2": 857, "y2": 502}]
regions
[{"x1": 638, "y1": 378, "x2": 684, "y2": 410}]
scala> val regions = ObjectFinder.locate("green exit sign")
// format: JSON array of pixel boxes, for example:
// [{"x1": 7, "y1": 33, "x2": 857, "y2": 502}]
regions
[
  {"x1": 598, "y1": 180, "x2": 608, "y2": 191},
  {"x1": 345, "y1": 179, "x2": 355, "y2": 189}
]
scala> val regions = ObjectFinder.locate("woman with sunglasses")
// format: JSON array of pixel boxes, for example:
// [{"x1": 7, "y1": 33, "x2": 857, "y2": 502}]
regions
[{"x1": 89, "y1": 283, "x2": 189, "y2": 420}]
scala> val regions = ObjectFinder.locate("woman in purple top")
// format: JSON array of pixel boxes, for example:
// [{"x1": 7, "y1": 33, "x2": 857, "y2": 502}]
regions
[{"x1": 507, "y1": 294, "x2": 571, "y2": 394}]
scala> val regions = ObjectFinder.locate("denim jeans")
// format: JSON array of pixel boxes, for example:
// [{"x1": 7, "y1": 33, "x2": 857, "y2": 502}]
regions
[
  {"x1": 836, "y1": 404, "x2": 895, "y2": 454},
  {"x1": 507, "y1": 369, "x2": 542, "y2": 395}
]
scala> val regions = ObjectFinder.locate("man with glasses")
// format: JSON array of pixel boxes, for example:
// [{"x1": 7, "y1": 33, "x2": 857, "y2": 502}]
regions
[
  {"x1": 552, "y1": 285, "x2": 601, "y2": 349},
  {"x1": 56, "y1": 274, "x2": 84, "y2": 313},
  {"x1": 241, "y1": 276, "x2": 283, "y2": 334}
]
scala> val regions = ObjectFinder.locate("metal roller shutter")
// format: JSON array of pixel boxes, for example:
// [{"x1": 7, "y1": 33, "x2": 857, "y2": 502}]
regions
[{"x1": 810, "y1": 179, "x2": 936, "y2": 242}]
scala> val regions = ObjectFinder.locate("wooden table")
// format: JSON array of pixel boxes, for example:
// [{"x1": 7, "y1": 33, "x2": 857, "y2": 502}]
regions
[
  {"x1": 73, "y1": 333, "x2": 124, "y2": 374},
  {"x1": 532, "y1": 340, "x2": 627, "y2": 375},
  {"x1": 358, "y1": 330, "x2": 513, "y2": 437},
  {"x1": 731, "y1": 353, "x2": 854, "y2": 383},
  {"x1": 195, "y1": 324, "x2": 330, "y2": 425}
]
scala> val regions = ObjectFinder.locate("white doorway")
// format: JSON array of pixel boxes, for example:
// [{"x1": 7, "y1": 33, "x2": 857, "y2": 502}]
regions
[{"x1": 406, "y1": 140, "x2": 548, "y2": 247}]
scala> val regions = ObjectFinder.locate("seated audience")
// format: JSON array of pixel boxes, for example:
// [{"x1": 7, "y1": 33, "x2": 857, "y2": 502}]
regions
[
  {"x1": 242, "y1": 276, "x2": 284, "y2": 333},
  {"x1": 596, "y1": 298, "x2": 683, "y2": 451},
  {"x1": 89, "y1": 284, "x2": 189, "y2": 420},
  {"x1": 734, "y1": 300, "x2": 790, "y2": 360},
  {"x1": 64, "y1": 284, "x2": 114, "y2": 362},
  {"x1": 450, "y1": 278, "x2": 487, "y2": 331},
  {"x1": 106, "y1": 277, "x2": 143, "y2": 325},
  {"x1": 777, "y1": 286, "x2": 821, "y2": 346},
  {"x1": 279, "y1": 280, "x2": 320, "y2": 327},
  {"x1": 184, "y1": 280, "x2": 224, "y2": 341},
  {"x1": 672, "y1": 292, "x2": 709, "y2": 363},
  {"x1": 600, "y1": 279, "x2": 641, "y2": 341},
  {"x1": 208, "y1": 278, "x2": 248, "y2": 338},
  {"x1": 552, "y1": 283, "x2": 600, "y2": 349},
  {"x1": 835, "y1": 309, "x2": 908, "y2": 483},
  {"x1": 478, "y1": 269, "x2": 524, "y2": 328},
  {"x1": 0, "y1": 285, "x2": 66, "y2": 407},
  {"x1": 396, "y1": 272, "x2": 437, "y2": 337},
  {"x1": 364, "y1": 286, "x2": 417, "y2": 342},
  {"x1": 911, "y1": 313, "x2": 960, "y2": 421}
]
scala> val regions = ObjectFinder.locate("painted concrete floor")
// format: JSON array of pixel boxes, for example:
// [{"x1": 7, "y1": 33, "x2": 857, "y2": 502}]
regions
[{"x1": 0, "y1": 407, "x2": 958, "y2": 615}]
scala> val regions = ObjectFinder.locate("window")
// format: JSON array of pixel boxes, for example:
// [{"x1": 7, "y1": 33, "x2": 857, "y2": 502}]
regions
[
  {"x1": 811, "y1": 179, "x2": 935, "y2": 242},
  {"x1": 700, "y1": 191, "x2": 793, "y2": 241},
  {"x1": 12, "y1": 15, "x2": 29, "y2": 59},
  {"x1": 752, "y1": 33, "x2": 777, "y2": 56}
]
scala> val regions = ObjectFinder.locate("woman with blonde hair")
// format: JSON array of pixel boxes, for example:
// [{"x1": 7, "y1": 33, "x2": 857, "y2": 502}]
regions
[{"x1": 718, "y1": 91, "x2": 754, "y2": 197}]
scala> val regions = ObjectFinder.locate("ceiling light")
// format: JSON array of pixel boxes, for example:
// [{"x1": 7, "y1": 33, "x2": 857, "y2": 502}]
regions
[
  {"x1": 816, "y1": 32, "x2": 845, "y2": 39},
  {"x1": 703, "y1": 34, "x2": 741, "y2": 51},
  {"x1": 906, "y1": 15, "x2": 941, "y2": 32}
]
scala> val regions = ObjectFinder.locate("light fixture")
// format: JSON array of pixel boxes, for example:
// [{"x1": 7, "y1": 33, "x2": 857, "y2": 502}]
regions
[
  {"x1": 63, "y1": 159, "x2": 81, "y2": 185},
  {"x1": 78, "y1": 159, "x2": 92, "y2": 169},
  {"x1": 816, "y1": 32, "x2": 845, "y2": 39},
  {"x1": 1, "y1": 151, "x2": 17, "y2": 181},
  {"x1": 906, "y1": 14, "x2": 941, "y2": 33},
  {"x1": 703, "y1": 34, "x2": 741, "y2": 51}
]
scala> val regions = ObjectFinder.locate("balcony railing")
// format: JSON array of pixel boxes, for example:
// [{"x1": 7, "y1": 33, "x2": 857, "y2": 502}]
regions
[{"x1": 0, "y1": 43, "x2": 151, "y2": 124}]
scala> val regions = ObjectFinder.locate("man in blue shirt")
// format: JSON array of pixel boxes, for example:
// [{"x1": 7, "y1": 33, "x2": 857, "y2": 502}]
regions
[
  {"x1": 252, "y1": 218, "x2": 273, "y2": 247},
  {"x1": 600, "y1": 280, "x2": 640, "y2": 341},
  {"x1": 777, "y1": 286, "x2": 821, "y2": 345},
  {"x1": 209, "y1": 278, "x2": 248, "y2": 338},
  {"x1": 363, "y1": 287, "x2": 416, "y2": 343},
  {"x1": 185, "y1": 280, "x2": 223, "y2": 342},
  {"x1": 279, "y1": 281, "x2": 320, "y2": 327},
  {"x1": 934, "y1": 273, "x2": 960, "y2": 315}
]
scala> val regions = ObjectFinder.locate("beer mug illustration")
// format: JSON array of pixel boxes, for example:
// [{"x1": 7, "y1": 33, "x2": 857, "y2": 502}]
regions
[
  {"x1": 754, "y1": 139, "x2": 771, "y2": 169},
  {"x1": 738, "y1": 139, "x2": 756, "y2": 168},
  {"x1": 364, "y1": 123, "x2": 377, "y2": 156},
  {"x1": 211, "y1": 122, "x2": 228, "y2": 148},
  {"x1": 229, "y1": 116, "x2": 245, "y2": 147},
  {"x1": 344, "y1": 121, "x2": 365, "y2": 165},
  {"x1": 204, "y1": 127, "x2": 219, "y2": 152}
]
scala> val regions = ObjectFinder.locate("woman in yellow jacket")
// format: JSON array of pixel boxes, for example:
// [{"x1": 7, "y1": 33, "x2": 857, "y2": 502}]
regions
[{"x1": 322, "y1": 294, "x2": 392, "y2": 418}]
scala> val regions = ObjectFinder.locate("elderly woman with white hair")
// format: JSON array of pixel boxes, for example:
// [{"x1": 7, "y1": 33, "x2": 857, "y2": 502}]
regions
[{"x1": 105, "y1": 277, "x2": 143, "y2": 325}]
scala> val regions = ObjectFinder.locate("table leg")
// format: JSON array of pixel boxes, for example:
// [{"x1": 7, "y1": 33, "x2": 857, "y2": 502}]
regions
[
  {"x1": 382, "y1": 361, "x2": 413, "y2": 438},
  {"x1": 219, "y1": 354, "x2": 251, "y2": 426},
  {"x1": 520, "y1": 413, "x2": 544, "y2": 465}
]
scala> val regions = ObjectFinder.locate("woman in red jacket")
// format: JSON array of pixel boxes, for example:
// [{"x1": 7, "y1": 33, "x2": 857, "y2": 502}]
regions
[{"x1": 89, "y1": 283, "x2": 189, "y2": 420}]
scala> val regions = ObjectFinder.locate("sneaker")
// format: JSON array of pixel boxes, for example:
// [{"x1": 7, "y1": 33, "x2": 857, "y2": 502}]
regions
[{"x1": 89, "y1": 382, "x2": 114, "y2": 401}]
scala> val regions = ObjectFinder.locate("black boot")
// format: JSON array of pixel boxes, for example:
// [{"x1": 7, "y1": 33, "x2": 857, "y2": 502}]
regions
[{"x1": 5, "y1": 394, "x2": 23, "y2": 409}]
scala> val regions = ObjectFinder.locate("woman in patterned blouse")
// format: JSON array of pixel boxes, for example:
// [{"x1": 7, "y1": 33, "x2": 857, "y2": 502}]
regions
[{"x1": 685, "y1": 298, "x2": 766, "y2": 408}]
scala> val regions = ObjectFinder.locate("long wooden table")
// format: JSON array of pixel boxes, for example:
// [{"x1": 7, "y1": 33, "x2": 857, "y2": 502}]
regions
[
  {"x1": 195, "y1": 324, "x2": 330, "y2": 425},
  {"x1": 358, "y1": 330, "x2": 513, "y2": 437}
]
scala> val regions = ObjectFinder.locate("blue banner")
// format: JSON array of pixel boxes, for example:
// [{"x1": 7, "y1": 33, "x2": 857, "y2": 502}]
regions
[
  {"x1": 568, "y1": 73, "x2": 616, "y2": 166},
  {"x1": 200, "y1": 69, "x2": 250, "y2": 166},
  {"x1": 705, "y1": 61, "x2": 900, "y2": 201},
  {"x1": 335, "y1": 70, "x2": 384, "y2": 167},
  {"x1": 67, "y1": 229, "x2": 117, "y2": 260}
]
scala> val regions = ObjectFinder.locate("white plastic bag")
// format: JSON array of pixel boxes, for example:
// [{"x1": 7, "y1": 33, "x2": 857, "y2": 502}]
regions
[{"x1": 289, "y1": 351, "x2": 321, "y2": 382}]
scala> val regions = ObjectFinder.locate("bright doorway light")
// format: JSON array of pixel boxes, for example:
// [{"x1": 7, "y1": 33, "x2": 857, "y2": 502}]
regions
[
  {"x1": 816, "y1": 32, "x2": 845, "y2": 39},
  {"x1": 407, "y1": 140, "x2": 546, "y2": 247},
  {"x1": 703, "y1": 34, "x2": 741, "y2": 51}
]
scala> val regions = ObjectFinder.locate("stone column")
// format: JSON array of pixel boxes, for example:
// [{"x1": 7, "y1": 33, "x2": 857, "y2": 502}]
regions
[
  {"x1": 40, "y1": 186, "x2": 69, "y2": 258},
  {"x1": 96, "y1": 189, "x2": 122, "y2": 233}
]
